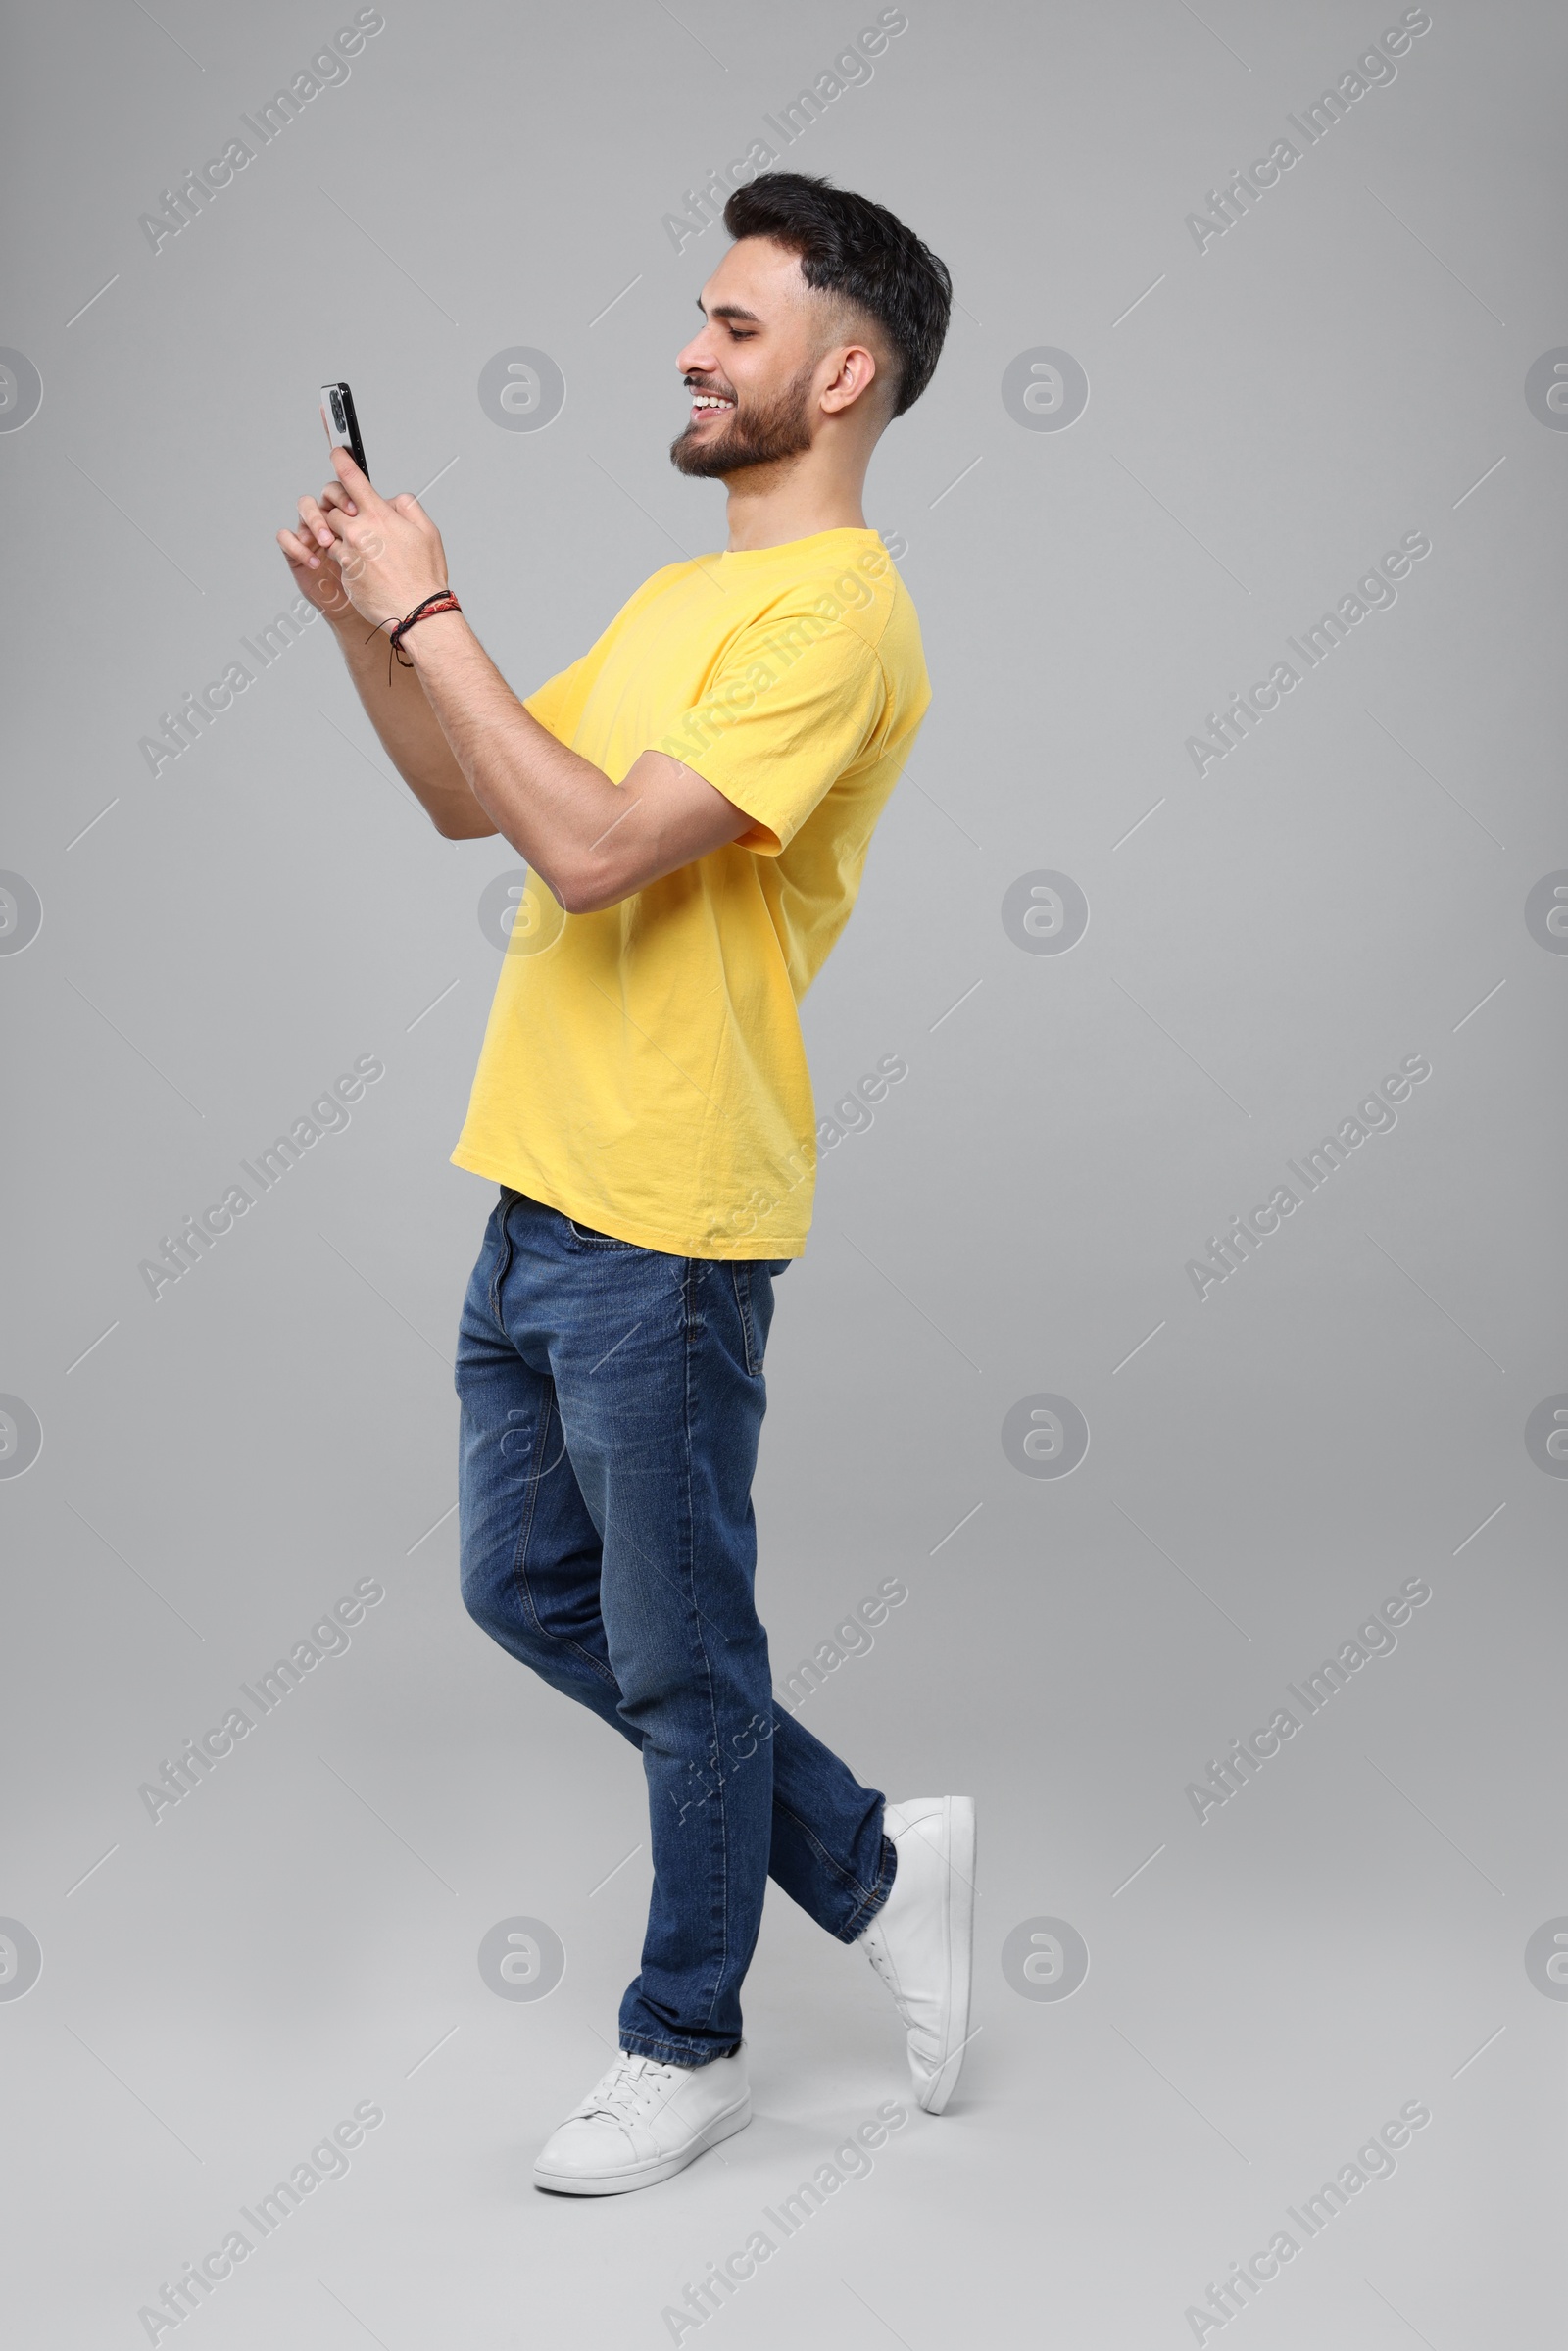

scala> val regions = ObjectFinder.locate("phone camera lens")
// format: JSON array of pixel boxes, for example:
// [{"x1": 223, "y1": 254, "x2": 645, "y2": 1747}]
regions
[{"x1": 330, "y1": 391, "x2": 346, "y2": 430}]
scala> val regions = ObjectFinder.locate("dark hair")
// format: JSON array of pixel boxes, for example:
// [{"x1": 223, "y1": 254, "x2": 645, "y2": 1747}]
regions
[{"x1": 721, "y1": 171, "x2": 951, "y2": 419}]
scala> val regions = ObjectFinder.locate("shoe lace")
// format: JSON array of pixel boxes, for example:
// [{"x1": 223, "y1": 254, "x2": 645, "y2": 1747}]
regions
[{"x1": 580, "y1": 2054, "x2": 678, "y2": 2126}]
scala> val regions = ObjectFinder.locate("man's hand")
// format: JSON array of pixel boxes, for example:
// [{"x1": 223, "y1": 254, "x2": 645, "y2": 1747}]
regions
[
  {"x1": 277, "y1": 468, "x2": 360, "y2": 627},
  {"x1": 277, "y1": 446, "x2": 448, "y2": 630},
  {"x1": 276, "y1": 456, "x2": 492, "y2": 836}
]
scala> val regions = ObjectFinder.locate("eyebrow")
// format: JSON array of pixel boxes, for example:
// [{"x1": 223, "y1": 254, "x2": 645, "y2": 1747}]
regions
[{"x1": 697, "y1": 298, "x2": 763, "y2": 323}]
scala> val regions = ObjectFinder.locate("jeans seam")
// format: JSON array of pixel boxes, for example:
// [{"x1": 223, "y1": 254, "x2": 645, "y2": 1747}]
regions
[{"x1": 683, "y1": 1256, "x2": 731, "y2": 2033}]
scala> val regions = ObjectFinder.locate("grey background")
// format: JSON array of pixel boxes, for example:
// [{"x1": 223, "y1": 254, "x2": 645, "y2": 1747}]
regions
[{"x1": 2, "y1": 0, "x2": 1562, "y2": 2342}]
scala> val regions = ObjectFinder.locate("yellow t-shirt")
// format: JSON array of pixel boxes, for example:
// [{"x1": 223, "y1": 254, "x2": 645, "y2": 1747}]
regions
[{"x1": 451, "y1": 526, "x2": 930, "y2": 1258}]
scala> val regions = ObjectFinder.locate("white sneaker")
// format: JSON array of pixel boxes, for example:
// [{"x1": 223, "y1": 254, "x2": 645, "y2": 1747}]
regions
[
  {"x1": 532, "y1": 2045, "x2": 751, "y2": 2195},
  {"x1": 857, "y1": 1795, "x2": 976, "y2": 2114}
]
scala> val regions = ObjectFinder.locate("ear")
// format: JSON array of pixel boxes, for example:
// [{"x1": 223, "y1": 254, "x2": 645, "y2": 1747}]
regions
[{"x1": 821, "y1": 343, "x2": 881, "y2": 416}]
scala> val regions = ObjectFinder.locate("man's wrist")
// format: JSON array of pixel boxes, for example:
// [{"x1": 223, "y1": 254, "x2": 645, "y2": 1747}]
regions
[
  {"x1": 322, "y1": 590, "x2": 369, "y2": 640},
  {"x1": 400, "y1": 601, "x2": 468, "y2": 664}
]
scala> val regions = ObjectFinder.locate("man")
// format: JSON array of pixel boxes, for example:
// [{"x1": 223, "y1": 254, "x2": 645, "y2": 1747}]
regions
[{"x1": 278, "y1": 171, "x2": 973, "y2": 2195}]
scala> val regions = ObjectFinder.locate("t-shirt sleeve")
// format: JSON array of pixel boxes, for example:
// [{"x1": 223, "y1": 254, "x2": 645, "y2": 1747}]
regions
[{"x1": 656, "y1": 618, "x2": 888, "y2": 855}]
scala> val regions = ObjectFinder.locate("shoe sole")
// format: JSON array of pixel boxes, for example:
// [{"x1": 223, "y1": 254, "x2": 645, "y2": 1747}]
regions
[
  {"x1": 532, "y1": 2095, "x2": 751, "y2": 2196},
  {"x1": 920, "y1": 1795, "x2": 976, "y2": 2115}
]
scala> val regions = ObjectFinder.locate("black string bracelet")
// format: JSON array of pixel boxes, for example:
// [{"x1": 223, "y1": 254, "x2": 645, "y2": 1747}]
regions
[{"x1": 367, "y1": 590, "x2": 464, "y2": 684}]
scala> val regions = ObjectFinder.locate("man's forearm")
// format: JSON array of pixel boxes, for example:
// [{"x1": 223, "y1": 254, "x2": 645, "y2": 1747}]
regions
[
  {"x1": 328, "y1": 598, "x2": 497, "y2": 839},
  {"x1": 292, "y1": 448, "x2": 750, "y2": 900},
  {"x1": 401, "y1": 612, "x2": 650, "y2": 906}
]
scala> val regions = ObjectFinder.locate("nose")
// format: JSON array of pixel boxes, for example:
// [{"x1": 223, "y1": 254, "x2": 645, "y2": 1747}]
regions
[{"x1": 676, "y1": 329, "x2": 714, "y2": 380}]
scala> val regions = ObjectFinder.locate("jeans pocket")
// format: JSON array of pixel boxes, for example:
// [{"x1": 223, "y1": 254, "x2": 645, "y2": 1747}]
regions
[
  {"x1": 486, "y1": 1195, "x2": 518, "y2": 1325},
  {"x1": 729, "y1": 1262, "x2": 761, "y2": 1376},
  {"x1": 566, "y1": 1217, "x2": 638, "y2": 1250}
]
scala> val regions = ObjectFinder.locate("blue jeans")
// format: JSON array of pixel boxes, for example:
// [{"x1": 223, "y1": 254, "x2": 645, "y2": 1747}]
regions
[{"x1": 455, "y1": 1190, "x2": 896, "y2": 2067}]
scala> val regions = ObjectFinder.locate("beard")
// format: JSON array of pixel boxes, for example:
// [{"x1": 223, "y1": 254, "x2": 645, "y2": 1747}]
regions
[{"x1": 668, "y1": 360, "x2": 817, "y2": 480}]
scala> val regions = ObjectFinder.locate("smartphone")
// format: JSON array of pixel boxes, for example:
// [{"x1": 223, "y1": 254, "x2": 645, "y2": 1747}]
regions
[{"x1": 319, "y1": 380, "x2": 368, "y2": 477}]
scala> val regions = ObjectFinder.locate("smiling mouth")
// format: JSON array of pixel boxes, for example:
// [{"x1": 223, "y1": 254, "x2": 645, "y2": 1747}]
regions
[{"x1": 688, "y1": 391, "x2": 736, "y2": 420}]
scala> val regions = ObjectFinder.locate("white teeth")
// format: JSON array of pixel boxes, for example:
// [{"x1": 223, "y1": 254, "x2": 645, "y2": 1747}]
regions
[{"x1": 691, "y1": 394, "x2": 733, "y2": 410}]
